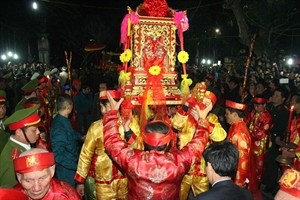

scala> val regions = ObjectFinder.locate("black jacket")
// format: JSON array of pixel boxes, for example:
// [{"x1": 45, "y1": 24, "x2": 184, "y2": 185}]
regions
[{"x1": 192, "y1": 180, "x2": 253, "y2": 200}]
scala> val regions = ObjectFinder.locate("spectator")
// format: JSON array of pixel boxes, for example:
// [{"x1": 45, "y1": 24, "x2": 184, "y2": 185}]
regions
[
  {"x1": 62, "y1": 83, "x2": 72, "y2": 96},
  {"x1": 91, "y1": 82, "x2": 107, "y2": 122},
  {"x1": 262, "y1": 87, "x2": 289, "y2": 195},
  {"x1": 255, "y1": 79, "x2": 272, "y2": 99},
  {"x1": 73, "y1": 84, "x2": 93, "y2": 134},
  {"x1": 225, "y1": 76, "x2": 240, "y2": 101},
  {"x1": 50, "y1": 94, "x2": 82, "y2": 187},
  {"x1": 72, "y1": 79, "x2": 81, "y2": 97},
  {"x1": 192, "y1": 141, "x2": 253, "y2": 200}
]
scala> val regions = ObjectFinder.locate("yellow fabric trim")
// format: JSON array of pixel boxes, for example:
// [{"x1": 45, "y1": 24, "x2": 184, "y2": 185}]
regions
[{"x1": 24, "y1": 118, "x2": 41, "y2": 127}]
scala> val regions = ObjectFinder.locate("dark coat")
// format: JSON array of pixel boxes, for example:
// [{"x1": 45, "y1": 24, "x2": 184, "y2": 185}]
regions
[
  {"x1": 192, "y1": 180, "x2": 253, "y2": 200},
  {"x1": 50, "y1": 114, "x2": 82, "y2": 187}
]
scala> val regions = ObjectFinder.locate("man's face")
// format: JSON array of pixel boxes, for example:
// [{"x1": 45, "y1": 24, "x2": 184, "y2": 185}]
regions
[
  {"x1": 18, "y1": 167, "x2": 53, "y2": 200},
  {"x1": 272, "y1": 91, "x2": 285, "y2": 105},
  {"x1": 82, "y1": 87, "x2": 90, "y2": 94},
  {"x1": 99, "y1": 83, "x2": 107, "y2": 92},
  {"x1": 255, "y1": 84, "x2": 265, "y2": 95},
  {"x1": 225, "y1": 108, "x2": 234, "y2": 125},
  {"x1": 23, "y1": 126, "x2": 41, "y2": 144},
  {"x1": 254, "y1": 103, "x2": 265, "y2": 113},
  {"x1": 0, "y1": 103, "x2": 6, "y2": 119}
]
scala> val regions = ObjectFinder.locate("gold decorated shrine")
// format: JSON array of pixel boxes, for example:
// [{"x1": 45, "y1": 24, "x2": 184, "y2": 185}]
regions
[{"x1": 125, "y1": 15, "x2": 182, "y2": 105}]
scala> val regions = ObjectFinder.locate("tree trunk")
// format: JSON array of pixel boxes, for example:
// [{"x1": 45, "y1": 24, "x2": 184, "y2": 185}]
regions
[{"x1": 223, "y1": 0, "x2": 250, "y2": 46}]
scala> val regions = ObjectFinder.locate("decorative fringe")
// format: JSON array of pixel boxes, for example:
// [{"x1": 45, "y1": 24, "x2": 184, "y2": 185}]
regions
[{"x1": 180, "y1": 74, "x2": 192, "y2": 100}]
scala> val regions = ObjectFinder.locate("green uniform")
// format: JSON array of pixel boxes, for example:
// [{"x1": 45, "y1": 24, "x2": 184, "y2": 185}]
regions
[
  {"x1": 0, "y1": 130, "x2": 9, "y2": 154},
  {"x1": 14, "y1": 98, "x2": 26, "y2": 112},
  {"x1": 0, "y1": 139, "x2": 27, "y2": 187}
]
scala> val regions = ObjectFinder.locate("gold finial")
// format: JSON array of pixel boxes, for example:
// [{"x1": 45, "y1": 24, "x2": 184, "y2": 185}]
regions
[
  {"x1": 191, "y1": 82, "x2": 206, "y2": 101},
  {"x1": 127, "y1": 6, "x2": 132, "y2": 14}
]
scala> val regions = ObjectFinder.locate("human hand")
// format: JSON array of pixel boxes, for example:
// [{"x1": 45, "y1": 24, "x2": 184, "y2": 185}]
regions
[
  {"x1": 190, "y1": 106, "x2": 199, "y2": 121},
  {"x1": 195, "y1": 103, "x2": 211, "y2": 120},
  {"x1": 106, "y1": 91, "x2": 124, "y2": 111},
  {"x1": 281, "y1": 148, "x2": 296, "y2": 158}
]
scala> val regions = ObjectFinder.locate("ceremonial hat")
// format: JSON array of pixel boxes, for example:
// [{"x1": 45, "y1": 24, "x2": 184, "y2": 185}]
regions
[
  {"x1": 30, "y1": 72, "x2": 40, "y2": 80},
  {"x1": 142, "y1": 120, "x2": 175, "y2": 146},
  {"x1": 72, "y1": 79, "x2": 81, "y2": 87},
  {"x1": 204, "y1": 90, "x2": 217, "y2": 105},
  {"x1": 277, "y1": 168, "x2": 300, "y2": 198},
  {"x1": 4, "y1": 105, "x2": 41, "y2": 131},
  {"x1": 252, "y1": 96, "x2": 267, "y2": 104},
  {"x1": 43, "y1": 71, "x2": 51, "y2": 76},
  {"x1": 38, "y1": 75, "x2": 48, "y2": 84},
  {"x1": 0, "y1": 188, "x2": 27, "y2": 200},
  {"x1": 225, "y1": 100, "x2": 247, "y2": 110},
  {"x1": 14, "y1": 152, "x2": 55, "y2": 173},
  {"x1": 50, "y1": 68, "x2": 58, "y2": 75},
  {"x1": 21, "y1": 78, "x2": 39, "y2": 93},
  {"x1": 0, "y1": 90, "x2": 6, "y2": 104},
  {"x1": 100, "y1": 90, "x2": 122, "y2": 99}
]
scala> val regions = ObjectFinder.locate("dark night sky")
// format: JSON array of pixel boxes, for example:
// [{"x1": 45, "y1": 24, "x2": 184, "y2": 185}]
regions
[
  {"x1": 1, "y1": 0, "x2": 299, "y2": 66},
  {"x1": 0, "y1": 0, "x2": 225, "y2": 64}
]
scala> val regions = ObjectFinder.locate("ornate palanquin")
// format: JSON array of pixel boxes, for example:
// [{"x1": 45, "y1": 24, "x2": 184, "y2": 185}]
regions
[
  {"x1": 125, "y1": 15, "x2": 182, "y2": 105},
  {"x1": 118, "y1": 1, "x2": 190, "y2": 109}
]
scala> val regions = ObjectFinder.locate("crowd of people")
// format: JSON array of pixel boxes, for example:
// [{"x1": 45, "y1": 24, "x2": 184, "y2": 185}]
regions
[{"x1": 0, "y1": 54, "x2": 299, "y2": 200}]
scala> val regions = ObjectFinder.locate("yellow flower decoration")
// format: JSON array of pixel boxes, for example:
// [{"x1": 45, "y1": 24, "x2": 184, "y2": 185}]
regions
[
  {"x1": 119, "y1": 49, "x2": 132, "y2": 63},
  {"x1": 119, "y1": 54, "x2": 125, "y2": 63},
  {"x1": 118, "y1": 70, "x2": 131, "y2": 87},
  {"x1": 178, "y1": 51, "x2": 189, "y2": 64},
  {"x1": 149, "y1": 65, "x2": 161, "y2": 76}
]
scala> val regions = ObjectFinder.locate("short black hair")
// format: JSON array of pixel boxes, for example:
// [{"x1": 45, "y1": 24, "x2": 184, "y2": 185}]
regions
[
  {"x1": 276, "y1": 86, "x2": 289, "y2": 100},
  {"x1": 292, "y1": 94, "x2": 300, "y2": 104},
  {"x1": 144, "y1": 121, "x2": 170, "y2": 151},
  {"x1": 225, "y1": 107, "x2": 245, "y2": 118},
  {"x1": 203, "y1": 141, "x2": 239, "y2": 178},
  {"x1": 229, "y1": 76, "x2": 240, "y2": 85},
  {"x1": 56, "y1": 94, "x2": 73, "y2": 110}
]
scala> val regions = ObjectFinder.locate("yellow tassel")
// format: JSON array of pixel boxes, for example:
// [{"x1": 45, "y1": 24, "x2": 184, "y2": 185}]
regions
[
  {"x1": 180, "y1": 74, "x2": 192, "y2": 99},
  {"x1": 118, "y1": 70, "x2": 131, "y2": 89}
]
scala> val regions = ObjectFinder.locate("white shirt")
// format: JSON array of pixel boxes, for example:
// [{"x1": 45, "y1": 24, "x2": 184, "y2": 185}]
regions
[
  {"x1": 212, "y1": 177, "x2": 232, "y2": 187},
  {"x1": 10, "y1": 136, "x2": 31, "y2": 150}
]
